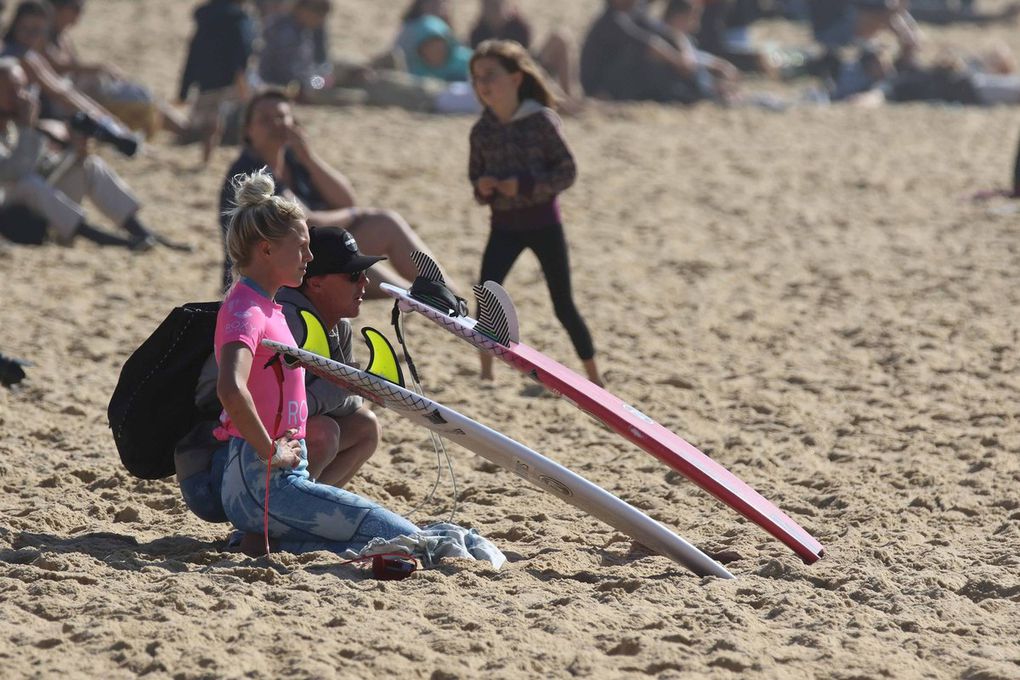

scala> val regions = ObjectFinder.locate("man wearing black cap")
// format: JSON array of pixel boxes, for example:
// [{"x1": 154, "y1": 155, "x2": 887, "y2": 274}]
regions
[{"x1": 276, "y1": 226, "x2": 386, "y2": 487}]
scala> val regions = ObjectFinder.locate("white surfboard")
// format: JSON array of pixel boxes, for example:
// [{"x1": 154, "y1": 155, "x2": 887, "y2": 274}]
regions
[{"x1": 261, "y1": 334, "x2": 734, "y2": 579}]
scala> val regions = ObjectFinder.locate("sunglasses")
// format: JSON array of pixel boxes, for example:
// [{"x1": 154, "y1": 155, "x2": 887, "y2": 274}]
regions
[{"x1": 346, "y1": 269, "x2": 366, "y2": 282}]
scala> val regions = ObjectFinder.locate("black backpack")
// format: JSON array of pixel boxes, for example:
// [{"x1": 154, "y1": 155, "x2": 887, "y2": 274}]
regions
[{"x1": 108, "y1": 301, "x2": 220, "y2": 479}]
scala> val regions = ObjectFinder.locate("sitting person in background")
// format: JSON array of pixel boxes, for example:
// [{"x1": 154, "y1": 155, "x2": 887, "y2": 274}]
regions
[
  {"x1": 178, "y1": 0, "x2": 257, "y2": 164},
  {"x1": 0, "y1": 57, "x2": 158, "y2": 250},
  {"x1": 827, "y1": 42, "x2": 1020, "y2": 107},
  {"x1": 661, "y1": 0, "x2": 740, "y2": 103},
  {"x1": 696, "y1": 0, "x2": 766, "y2": 72},
  {"x1": 217, "y1": 89, "x2": 447, "y2": 293},
  {"x1": 695, "y1": 0, "x2": 815, "y2": 78},
  {"x1": 2, "y1": 0, "x2": 133, "y2": 131},
  {"x1": 398, "y1": 14, "x2": 473, "y2": 83},
  {"x1": 824, "y1": 42, "x2": 893, "y2": 103},
  {"x1": 393, "y1": 0, "x2": 454, "y2": 60},
  {"x1": 45, "y1": 0, "x2": 189, "y2": 139},
  {"x1": 260, "y1": 0, "x2": 472, "y2": 113},
  {"x1": 392, "y1": 4, "x2": 481, "y2": 111},
  {"x1": 580, "y1": 0, "x2": 716, "y2": 103},
  {"x1": 258, "y1": 0, "x2": 335, "y2": 99},
  {"x1": 468, "y1": 0, "x2": 576, "y2": 99},
  {"x1": 808, "y1": 0, "x2": 922, "y2": 76}
]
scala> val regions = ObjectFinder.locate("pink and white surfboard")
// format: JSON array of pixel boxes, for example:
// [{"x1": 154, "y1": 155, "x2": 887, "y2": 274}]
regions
[{"x1": 381, "y1": 253, "x2": 824, "y2": 564}]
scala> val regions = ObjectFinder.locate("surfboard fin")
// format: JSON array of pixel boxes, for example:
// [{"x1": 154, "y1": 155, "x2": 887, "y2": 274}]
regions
[
  {"x1": 298, "y1": 309, "x2": 331, "y2": 358},
  {"x1": 410, "y1": 250, "x2": 447, "y2": 284},
  {"x1": 408, "y1": 251, "x2": 467, "y2": 317},
  {"x1": 473, "y1": 281, "x2": 520, "y2": 345},
  {"x1": 361, "y1": 327, "x2": 405, "y2": 387}
]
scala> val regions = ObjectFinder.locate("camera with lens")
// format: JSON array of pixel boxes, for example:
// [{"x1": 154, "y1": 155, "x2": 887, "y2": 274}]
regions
[{"x1": 69, "y1": 112, "x2": 139, "y2": 157}]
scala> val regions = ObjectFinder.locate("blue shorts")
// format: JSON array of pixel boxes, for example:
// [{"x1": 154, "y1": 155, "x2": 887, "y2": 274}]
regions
[{"x1": 220, "y1": 437, "x2": 418, "y2": 554}]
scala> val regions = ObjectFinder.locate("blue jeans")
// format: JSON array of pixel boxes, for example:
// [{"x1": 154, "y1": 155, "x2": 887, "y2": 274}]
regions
[
  {"x1": 220, "y1": 437, "x2": 418, "y2": 554},
  {"x1": 178, "y1": 446, "x2": 229, "y2": 523}
]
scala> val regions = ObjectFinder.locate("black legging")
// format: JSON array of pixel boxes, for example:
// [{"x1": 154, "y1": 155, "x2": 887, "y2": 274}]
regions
[{"x1": 478, "y1": 223, "x2": 595, "y2": 360}]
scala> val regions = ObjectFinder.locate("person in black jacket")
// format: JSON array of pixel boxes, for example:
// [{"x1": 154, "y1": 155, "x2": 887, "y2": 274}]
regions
[
  {"x1": 579, "y1": 0, "x2": 702, "y2": 103},
  {"x1": 178, "y1": 0, "x2": 256, "y2": 164}
]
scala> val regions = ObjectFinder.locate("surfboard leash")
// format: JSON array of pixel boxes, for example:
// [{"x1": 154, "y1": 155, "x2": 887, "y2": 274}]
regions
[
  {"x1": 261, "y1": 352, "x2": 289, "y2": 558},
  {"x1": 390, "y1": 302, "x2": 460, "y2": 524}
]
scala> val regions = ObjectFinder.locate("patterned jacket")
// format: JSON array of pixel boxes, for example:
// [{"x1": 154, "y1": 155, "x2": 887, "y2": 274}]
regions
[{"x1": 468, "y1": 99, "x2": 576, "y2": 230}]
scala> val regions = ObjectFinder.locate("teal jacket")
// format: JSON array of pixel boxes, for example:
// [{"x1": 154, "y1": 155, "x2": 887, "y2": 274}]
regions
[{"x1": 398, "y1": 15, "x2": 472, "y2": 82}]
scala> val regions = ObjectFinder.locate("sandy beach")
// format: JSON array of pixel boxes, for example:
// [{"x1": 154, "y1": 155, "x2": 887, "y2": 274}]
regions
[{"x1": 2, "y1": 1, "x2": 1019, "y2": 677}]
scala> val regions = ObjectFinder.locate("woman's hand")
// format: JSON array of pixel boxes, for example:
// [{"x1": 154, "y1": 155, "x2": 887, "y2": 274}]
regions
[
  {"x1": 265, "y1": 428, "x2": 302, "y2": 469},
  {"x1": 476, "y1": 175, "x2": 498, "y2": 197},
  {"x1": 285, "y1": 123, "x2": 313, "y2": 163},
  {"x1": 496, "y1": 177, "x2": 518, "y2": 197}
]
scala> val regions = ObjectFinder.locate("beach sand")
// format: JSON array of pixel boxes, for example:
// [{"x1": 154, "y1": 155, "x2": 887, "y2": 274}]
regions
[{"x1": 2, "y1": 1, "x2": 1019, "y2": 677}]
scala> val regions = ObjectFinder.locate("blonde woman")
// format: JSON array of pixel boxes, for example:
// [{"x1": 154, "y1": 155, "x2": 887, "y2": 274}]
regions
[{"x1": 216, "y1": 169, "x2": 416, "y2": 553}]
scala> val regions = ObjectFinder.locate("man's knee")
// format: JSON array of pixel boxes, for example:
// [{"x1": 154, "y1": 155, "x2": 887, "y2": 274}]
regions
[
  {"x1": 344, "y1": 408, "x2": 380, "y2": 457},
  {"x1": 81, "y1": 153, "x2": 108, "y2": 175},
  {"x1": 12, "y1": 175, "x2": 82, "y2": 238},
  {"x1": 369, "y1": 208, "x2": 410, "y2": 231},
  {"x1": 305, "y1": 415, "x2": 342, "y2": 465}
]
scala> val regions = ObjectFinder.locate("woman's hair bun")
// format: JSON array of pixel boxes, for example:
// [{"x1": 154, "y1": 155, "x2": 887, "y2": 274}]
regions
[{"x1": 232, "y1": 168, "x2": 276, "y2": 210}]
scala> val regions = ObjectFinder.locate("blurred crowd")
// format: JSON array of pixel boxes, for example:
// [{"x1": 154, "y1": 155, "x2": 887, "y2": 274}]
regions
[{"x1": 1, "y1": 0, "x2": 1018, "y2": 259}]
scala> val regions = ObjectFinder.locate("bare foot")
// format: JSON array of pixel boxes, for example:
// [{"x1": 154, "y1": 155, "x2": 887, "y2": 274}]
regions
[
  {"x1": 238, "y1": 532, "x2": 277, "y2": 557},
  {"x1": 582, "y1": 358, "x2": 604, "y2": 388}
]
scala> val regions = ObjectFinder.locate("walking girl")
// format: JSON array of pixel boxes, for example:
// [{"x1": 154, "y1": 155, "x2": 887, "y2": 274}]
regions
[{"x1": 468, "y1": 39, "x2": 603, "y2": 385}]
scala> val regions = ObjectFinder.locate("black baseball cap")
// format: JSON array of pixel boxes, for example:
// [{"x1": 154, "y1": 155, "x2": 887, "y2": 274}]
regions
[{"x1": 305, "y1": 227, "x2": 386, "y2": 278}]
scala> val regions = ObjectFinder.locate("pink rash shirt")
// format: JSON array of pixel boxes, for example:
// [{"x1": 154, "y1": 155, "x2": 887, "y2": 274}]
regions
[{"x1": 214, "y1": 280, "x2": 308, "y2": 441}]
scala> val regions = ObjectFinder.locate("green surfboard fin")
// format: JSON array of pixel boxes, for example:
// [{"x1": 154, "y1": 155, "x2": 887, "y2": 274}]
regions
[{"x1": 362, "y1": 327, "x2": 405, "y2": 387}]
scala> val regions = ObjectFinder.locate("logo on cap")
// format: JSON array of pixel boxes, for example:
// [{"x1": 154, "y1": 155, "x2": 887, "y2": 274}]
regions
[{"x1": 344, "y1": 233, "x2": 358, "y2": 252}]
